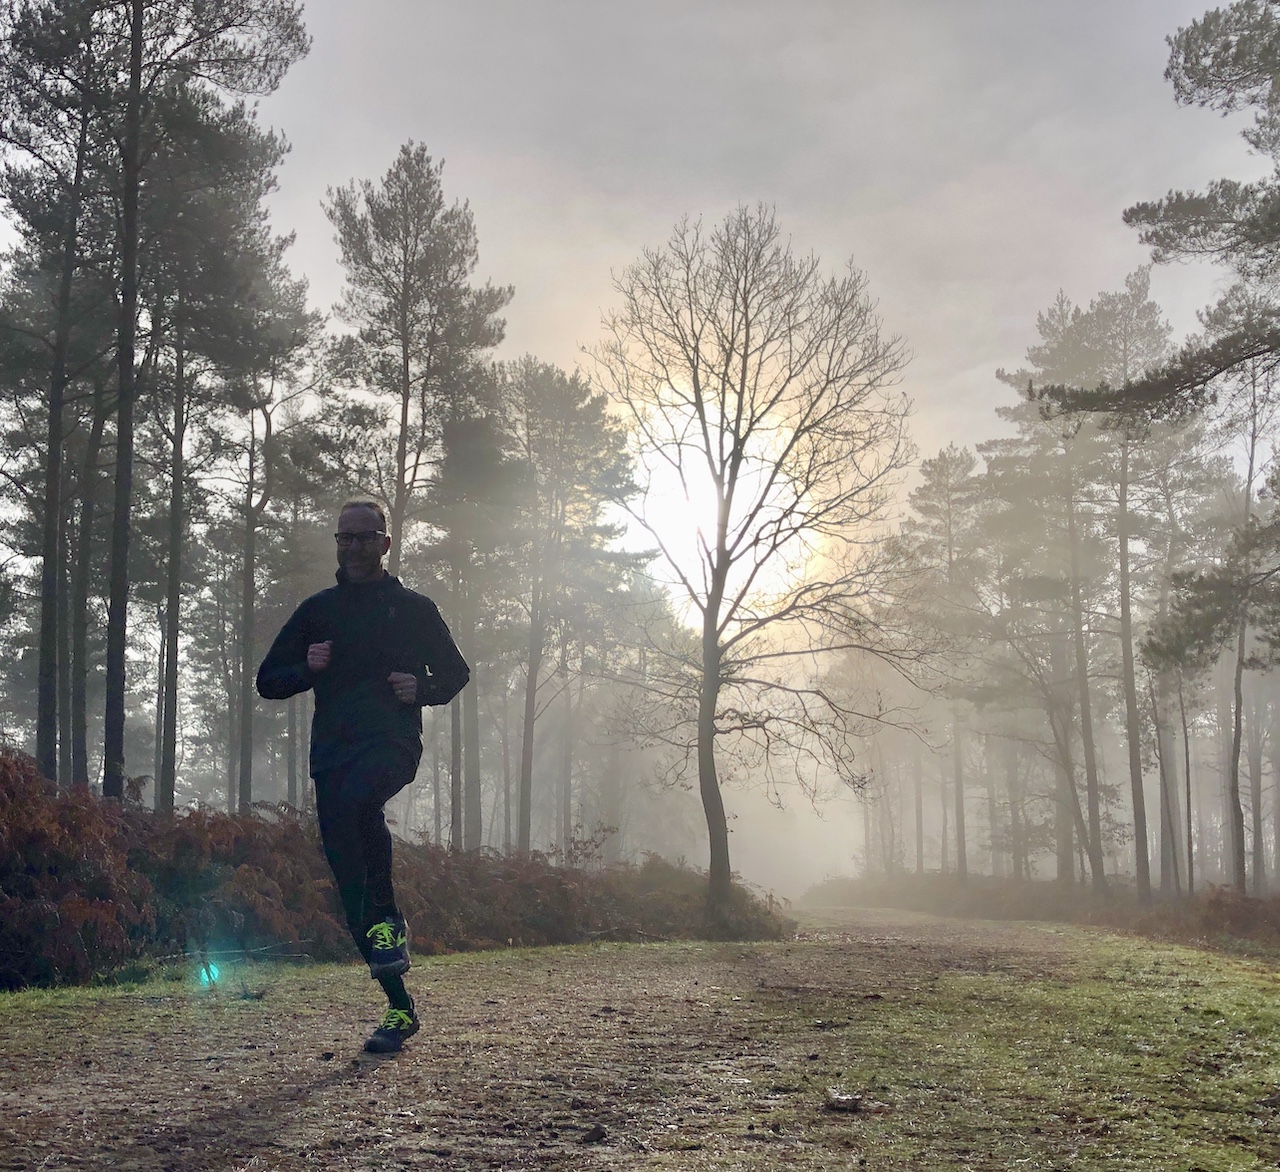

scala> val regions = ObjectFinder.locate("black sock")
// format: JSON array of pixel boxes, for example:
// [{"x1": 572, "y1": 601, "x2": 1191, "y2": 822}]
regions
[{"x1": 379, "y1": 972, "x2": 413, "y2": 1012}]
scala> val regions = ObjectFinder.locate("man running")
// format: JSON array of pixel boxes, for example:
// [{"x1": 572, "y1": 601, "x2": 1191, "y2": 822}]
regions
[{"x1": 257, "y1": 500, "x2": 469, "y2": 1053}]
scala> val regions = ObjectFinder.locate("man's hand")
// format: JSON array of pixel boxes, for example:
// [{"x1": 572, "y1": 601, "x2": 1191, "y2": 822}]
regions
[
  {"x1": 307, "y1": 640, "x2": 333, "y2": 672},
  {"x1": 388, "y1": 671, "x2": 417, "y2": 704}
]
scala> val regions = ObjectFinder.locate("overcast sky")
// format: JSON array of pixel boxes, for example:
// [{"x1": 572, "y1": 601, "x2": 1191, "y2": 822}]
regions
[{"x1": 258, "y1": 0, "x2": 1253, "y2": 467}]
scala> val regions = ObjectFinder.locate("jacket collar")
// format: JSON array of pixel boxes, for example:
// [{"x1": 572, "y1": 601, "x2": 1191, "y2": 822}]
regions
[{"x1": 334, "y1": 567, "x2": 399, "y2": 591}]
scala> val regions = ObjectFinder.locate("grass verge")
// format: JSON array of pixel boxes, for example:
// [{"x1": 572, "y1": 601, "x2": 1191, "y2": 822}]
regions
[{"x1": 751, "y1": 914, "x2": 1280, "y2": 1170}]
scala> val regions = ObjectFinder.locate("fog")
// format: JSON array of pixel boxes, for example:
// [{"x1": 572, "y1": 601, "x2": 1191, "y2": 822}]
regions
[
  {"x1": 258, "y1": 0, "x2": 1240, "y2": 457},
  {"x1": 6, "y1": 0, "x2": 1280, "y2": 903},
  {"x1": 249, "y1": 1, "x2": 1254, "y2": 897}
]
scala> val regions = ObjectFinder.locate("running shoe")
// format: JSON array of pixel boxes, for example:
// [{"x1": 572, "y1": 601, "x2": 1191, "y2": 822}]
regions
[
  {"x1": 363, "y1": 1000, "x2": 419, "y2": 1054},
  {"x1": 366, "y1": 915, "x2": 410, "y2": 978}
]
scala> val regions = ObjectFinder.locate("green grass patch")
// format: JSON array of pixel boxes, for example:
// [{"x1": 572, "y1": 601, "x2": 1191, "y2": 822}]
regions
[{"x1": 755, "y1": 924, "x2": 1280, "y2": 1169}]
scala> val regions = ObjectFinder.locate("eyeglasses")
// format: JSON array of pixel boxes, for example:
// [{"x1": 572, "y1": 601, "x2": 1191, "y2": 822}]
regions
[{"x1": 334, "y1": 531, "x2": 386, "y2": 547}]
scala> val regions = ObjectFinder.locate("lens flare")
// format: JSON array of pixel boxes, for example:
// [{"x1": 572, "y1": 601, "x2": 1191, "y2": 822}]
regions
[{"x1": 197, "y1": 961, "x2": 220, "y2": 987}]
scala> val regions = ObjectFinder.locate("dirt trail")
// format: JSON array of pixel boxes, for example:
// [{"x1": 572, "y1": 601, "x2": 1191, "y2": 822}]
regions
[{"x1": 0, "y1": 908, "x2": 1266, "y2": 1170}]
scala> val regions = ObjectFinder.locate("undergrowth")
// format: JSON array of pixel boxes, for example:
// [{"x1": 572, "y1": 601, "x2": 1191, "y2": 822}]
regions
[{"x1": 0, "y1": 748, "x2": 792, "y2": 990}]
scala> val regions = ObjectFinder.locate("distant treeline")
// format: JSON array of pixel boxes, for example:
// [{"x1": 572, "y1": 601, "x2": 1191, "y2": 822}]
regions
[
  {"x1": 802, "y1": 874, "x2": 1280, "y2": 957},
  {"x1": 845, "y1": 0, "x2": 1280, "y2": 903}
]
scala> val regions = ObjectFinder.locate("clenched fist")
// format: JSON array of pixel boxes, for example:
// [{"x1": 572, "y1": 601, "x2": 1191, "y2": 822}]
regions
[
  {"x1": 388, "y1": 671, "x2": 417, "y2": 704},
  {"x1": 307, "y1": 640, "x2": 333, "y2": 672}
]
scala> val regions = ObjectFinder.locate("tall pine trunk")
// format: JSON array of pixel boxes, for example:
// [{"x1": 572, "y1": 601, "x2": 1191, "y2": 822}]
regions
[
  {"x1": 71, "y1": 375, "x2": 107, "y2": 787},
  {"x1": 237, "y1": 492, "x2": 258, "y2": 813},
  {"x1": 1066, "y1": 481, "x2": 1105, "y2": 877},
  {"x1": 517, "y1": 579, "x2": 544, "y2": 853},
  {"x1": 1228, "y1": 619, "x2": 1249, "y2": 893},
  {"x1": 432, "y1": 732, "x2": 442, "y2": 845},
  {"x1": 216, "y1": 546, "x2": 238, "y2": 811},
  {"x1": 912, "y1": 738, "x2": 923, "y2": 875},
  {"x1": 450, "y1": 694, "x2": 462, "y2": 850},
  {"x1": 939, "y1": 766, "x2": 949, "y2": 873},
  {"x1": 284, "y1": 500, "x2": 300, "y2": 808},
  {"x1": 153, "y1": 610, "x2": 164, "y2": 782},
  {"x1": 560, "y1": 651, "x2": 574, "y2": 852},
  {"x1": 984, "y1": 738, "x2": 1001, "y2": 877},
  {"x1": 1117, "y1": 440, "x2": 1151, "y2": 901},
  {"x1": 1050, "y1": 634, "x2": 1102, "y2": 887},
  {"x1": 1051, "y1": 637, "x2": 1074, "y2": 884},
  {"x1": 1006, "y1": 739, "x2": 1026, "y2": 881},
  {"x1": 1248, "y1": 689, "x2": 1266, "y2": 895},
  {"x1": 461, "y1": 583, "x2": 482, "y2": 851},
  {"x1": 158, "y1": 283, "x2": 187, "y2": 813},
  {"x1": 861, "y1": 795, "x2": 873, "y2": 877},
  {"x1": 103, "y1": 0, "x2": 144, "y2": 800},
  {"x1": 236, "y1": 418, "x2": 261, "y2": 814},
  {"x1": 952, "y1": 708, "x2": 967, "y2": 878},
  {"x1": 237, "y1": 405, "x2": 274, "y2": 813},
  {"x1": 1225, "y1": 370, "x2": 1262, "y2": 892},
  {"x1": 1049, "y1": 703, "x2": 1102, "y2": 889},
  {"x1": 1154, "y1": 673, "x2": 1185, "y2": 895},
  {"x1": 501, "y1": 690, "x2": 512, "y2": 854},
  {"x1": 1271, "y1": 693, "x2": 1280, "y2": 891},
  {"x1": 1180, "y1": 679, "x2": 1195, "y2": 896},
  {"x1": 38, "y1": 100, "x2": 90, "y2": 782},
  {"x1": 56, "y1": 509, "x2": 72, "y2": 786}
]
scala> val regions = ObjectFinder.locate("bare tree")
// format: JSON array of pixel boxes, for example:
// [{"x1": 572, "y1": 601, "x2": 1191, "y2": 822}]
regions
[{"x1": 596, "y1": 205, "x2": 914, "y2": 915}]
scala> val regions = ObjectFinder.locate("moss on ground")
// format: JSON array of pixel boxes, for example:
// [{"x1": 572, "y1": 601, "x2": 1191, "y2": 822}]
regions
[{"x1": 744, "y1": 929, "x2": 1280, "y2": 1170}]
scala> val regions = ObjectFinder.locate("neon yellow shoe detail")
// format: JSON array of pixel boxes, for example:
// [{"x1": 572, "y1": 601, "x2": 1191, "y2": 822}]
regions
[
  {"x1": 364, "y1": 1001, "x2": 419, "y2": 1054},
  {"x1": 365, "y1": 916, "x2": 410, "y2": 978}
]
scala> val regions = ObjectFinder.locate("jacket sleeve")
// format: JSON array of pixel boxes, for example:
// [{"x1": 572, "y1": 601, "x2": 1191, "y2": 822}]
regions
[
  {"x1": 256, "y1": 600, "x2": 317, "y2": 700},
  {"x1": 415, "y1": 598, "x2": 470, "y2": 707}
]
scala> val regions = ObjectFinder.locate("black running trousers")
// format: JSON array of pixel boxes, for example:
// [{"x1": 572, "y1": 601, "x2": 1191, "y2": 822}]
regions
[{"x1": 313, "y1": 742, "x2": 418, "y2": 963}]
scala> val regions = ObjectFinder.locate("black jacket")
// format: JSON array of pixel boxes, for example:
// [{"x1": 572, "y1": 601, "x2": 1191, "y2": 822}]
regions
[{"x1": 256, "y1": 570, "x2": 469, "y2": 775}]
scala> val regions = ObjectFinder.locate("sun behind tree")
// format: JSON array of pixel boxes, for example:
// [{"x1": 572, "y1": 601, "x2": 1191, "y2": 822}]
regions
[{"x1": 595, "y1": 203, "x2": 917, "y2": 919}]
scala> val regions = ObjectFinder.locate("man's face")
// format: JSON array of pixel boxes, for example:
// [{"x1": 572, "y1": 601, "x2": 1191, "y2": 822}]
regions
[{"x1": 336, "y1": 506, "x2": 390, "y2": 582}]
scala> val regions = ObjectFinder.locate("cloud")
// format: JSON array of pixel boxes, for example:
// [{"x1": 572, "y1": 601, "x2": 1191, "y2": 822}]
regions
[{"x1": 260, "y1": 0, "x2": 1248, "y2": 457}]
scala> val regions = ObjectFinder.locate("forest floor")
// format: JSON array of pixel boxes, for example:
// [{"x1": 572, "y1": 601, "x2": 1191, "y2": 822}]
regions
[{"x1": 4, "y1": 907, "x2": 1280, "y2": 1170}]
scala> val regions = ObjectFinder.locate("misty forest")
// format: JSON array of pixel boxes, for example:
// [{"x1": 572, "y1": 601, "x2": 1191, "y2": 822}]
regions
[
  {"x1": 6, "y1": 2, "x2": 1280, "y2": 905},
  {"x1": 12, "y1": 2, "x2": 1280, "y2": 1167}
]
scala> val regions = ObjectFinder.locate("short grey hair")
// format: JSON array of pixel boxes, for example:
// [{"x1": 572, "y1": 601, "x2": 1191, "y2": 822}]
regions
[{"x1": 339, "y1": 499, "x2": 388, "y2": 530}]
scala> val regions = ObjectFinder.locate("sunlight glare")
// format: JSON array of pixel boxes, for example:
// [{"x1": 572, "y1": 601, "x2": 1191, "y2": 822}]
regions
[{"x1": 639, "y1": 456, "x2": 721, "y2": 566}]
